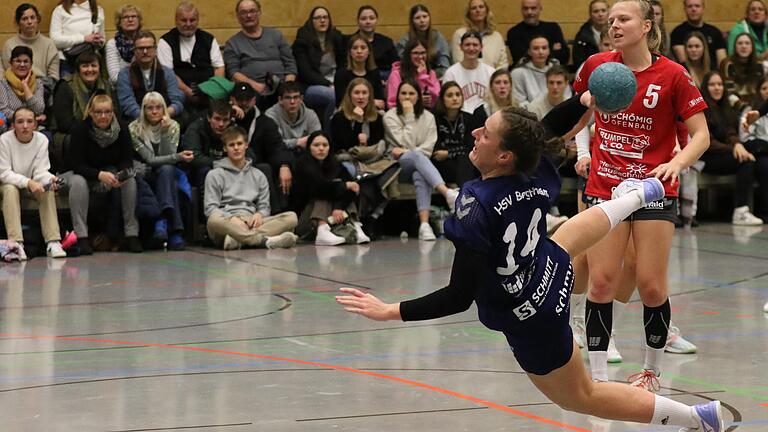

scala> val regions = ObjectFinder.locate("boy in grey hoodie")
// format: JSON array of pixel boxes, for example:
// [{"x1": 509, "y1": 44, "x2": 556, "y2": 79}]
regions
[
  {"x1": 204, "y1": 126, "x2": 298, "y2": 250},
  {"x1": 265, "y1": 81, "x2": 322, "y2": 153}
]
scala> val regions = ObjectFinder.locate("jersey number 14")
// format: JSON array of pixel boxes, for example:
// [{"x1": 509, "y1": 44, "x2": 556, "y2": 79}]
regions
[{"x1": 496, "y1": 208, "x2": 542, "y2": 276}]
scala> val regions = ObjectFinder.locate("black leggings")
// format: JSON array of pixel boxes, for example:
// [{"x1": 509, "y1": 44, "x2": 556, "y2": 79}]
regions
[
  {"x1": 700, "y1": 151, "x2": 755, "y2": 208},
  {"x1": 432, "y1": 155, "x2": 478, "y2": 187}
]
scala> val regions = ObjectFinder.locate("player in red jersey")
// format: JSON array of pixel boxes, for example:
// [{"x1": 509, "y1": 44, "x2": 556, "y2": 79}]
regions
[{"x1": 572, "y1": 0, "x2": 709, "y2": 390}]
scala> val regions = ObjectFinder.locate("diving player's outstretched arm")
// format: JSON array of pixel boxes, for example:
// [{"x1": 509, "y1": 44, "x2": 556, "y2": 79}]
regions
[
  {"x1": 336, "y1": 248, "x2": 480, "y2": 321},
  {"x1": 541, "y1": 92, "x2": 593, "y2": 141}
]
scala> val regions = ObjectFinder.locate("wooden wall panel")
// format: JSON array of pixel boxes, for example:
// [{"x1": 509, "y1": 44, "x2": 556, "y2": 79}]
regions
[{"x1": 0, "y1": 0, "x2": 746, "y2": 56}]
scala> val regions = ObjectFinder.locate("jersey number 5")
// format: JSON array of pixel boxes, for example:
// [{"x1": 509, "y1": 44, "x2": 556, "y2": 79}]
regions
[
  {"x1": 643, "y1": 84, "x2": 662, "y2": 109},
  {"x1": 496, "y1": 208, "x2": 542, "y2": 276}
]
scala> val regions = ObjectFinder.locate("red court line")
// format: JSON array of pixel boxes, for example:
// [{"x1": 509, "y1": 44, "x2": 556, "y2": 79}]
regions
[{"x1": 0, "y1": 332, "x2": 589, "y2": 432}]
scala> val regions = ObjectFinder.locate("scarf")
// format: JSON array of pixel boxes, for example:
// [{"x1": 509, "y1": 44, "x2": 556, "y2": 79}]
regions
[
  {"x1": 4, "y1": 69, "x2": 36, "y2": 98},
  {"x1": 90, "y1": 116, "x2": 121, "y2": 148},
  {"x1": 114, "y1": 30, "x2": 135, "y2": 64},
  {"x1": 70, "y1": 74, "x2": 110, "y2": 120}
]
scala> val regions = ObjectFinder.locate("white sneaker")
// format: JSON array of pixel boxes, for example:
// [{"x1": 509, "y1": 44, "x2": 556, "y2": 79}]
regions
[
  {"x1": 572, "y1": 316, "x2": 586, "y2": 348},
  {"x1": 732, "y1": 206, "x2": 763, "y2": 226},
  {"x1": 445, "y1": 188, "x2": 459, "y2": 213},
  {"x1": 546, "y1": 213, "x2": 568, "y2": 234},
  {"x1": 665, "y1": 324, "x2": 697, "y2": 354},
  {"x1": 223, "y1": 235, "x2": 241, "y2": 250},
  {"x1": 266, "y1": 231, "x2": 297, "y2": 249},
  {"x1": 418, "y1": 222, "x2": 436, "y2": 241},
  {"x1": 17, "y1": 243, "x2": 28, "y2": 261},
  {"x1": 607, "y1": 331, "x2": 623, "y2": 363},
  {"x1": 46, "y1": 241, "x2": 67, "y2": 258},
  {"x1": 315, "y1": 224, "x2": 345, "y2": 246},
  {"x1": 353, "y1": 222, "x2": 371, "y2": 244}
]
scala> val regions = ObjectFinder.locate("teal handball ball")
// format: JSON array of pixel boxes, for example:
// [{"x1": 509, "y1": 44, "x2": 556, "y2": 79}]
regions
[{"x1": 588, "y1": 62, "x2": 637, "y2": 113}]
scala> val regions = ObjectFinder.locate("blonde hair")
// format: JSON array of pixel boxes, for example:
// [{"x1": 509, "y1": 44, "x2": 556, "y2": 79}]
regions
[
  {"x1": 483, "y1": 68, "x2": 518, "y2": 114},
  {"x1": 85, "y1": 93, "x2": 114, "y2": 120},
  {"x1": 114, "y1": 4, "x2": 142, "y2": 30},
  {"x1": 464, "y1": 0, "x2": 496, "y2": 33},
  {"x1": 133, "y1": 92, "x2": 170, "y2": 138},
  {"x1": 340, "y1": 78, "x2": 378, "y2": 123},
  {"x1": 613, "y1": 0, "x2": 662, "y2": 52}
]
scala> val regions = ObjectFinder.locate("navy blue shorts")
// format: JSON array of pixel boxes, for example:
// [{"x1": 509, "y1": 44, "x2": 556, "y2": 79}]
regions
[{"x1": 501, "y1": 240, "x2": 576, "y2": 375}]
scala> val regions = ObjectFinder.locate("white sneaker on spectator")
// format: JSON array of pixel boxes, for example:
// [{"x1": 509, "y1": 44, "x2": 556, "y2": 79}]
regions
[
  {"x1": 665, "y1": 323, "x2": 697, "y2": 354},
  {"x1": 315, "y1": 224, "x2": 345, "y2": 246},
  {"x1": 353, "y1": 222, "x2": 371, "y2": 244},
  {"x1": 607, "y1": 331, "x2": 623, "y2": 363},
  {"x1": 223, "y1": 235, "x2": 241, "y2": 250},
  {"x1": 572, "y1": 316, "x2": 586, "y2": 348},
  {"x1": 418, "y1": 222, "x2": 436, "y2": 241},
  {"x1": 546, "y1": 214, "x2": 568, "y2": 234},
  {"x1": 46, "y1": 241, "x2": 67, "y2": 258},
  {"x1": 732, "y1": 206, "x2": 763, "y2": 226},
  {"x1": 445, "y1": 188, "x2": 460, "y2": 213},
  {"x1": 17, "y1": 243, "x2": 27, "y2": 261},
  {"x1": 266, "y1": 231, "x2": 298, "y2": 249}
]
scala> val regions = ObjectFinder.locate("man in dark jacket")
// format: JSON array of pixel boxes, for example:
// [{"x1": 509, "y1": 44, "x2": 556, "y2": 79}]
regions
[{"x1": 506, "y1": 0, "x2": 570, "y2": 66}]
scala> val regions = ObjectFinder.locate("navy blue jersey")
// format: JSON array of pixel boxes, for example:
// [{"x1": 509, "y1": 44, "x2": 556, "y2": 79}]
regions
[{"x1": 444, "y1": 156, "x2": 573, "y2": 334}]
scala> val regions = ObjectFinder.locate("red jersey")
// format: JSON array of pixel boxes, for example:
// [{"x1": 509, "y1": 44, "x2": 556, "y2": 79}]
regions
[{"x1": 573, "y1": 51, "x2": 707, "y2": 198}]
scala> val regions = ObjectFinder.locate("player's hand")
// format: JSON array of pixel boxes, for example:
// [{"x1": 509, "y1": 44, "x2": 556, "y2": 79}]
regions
[
  {"x1": 575, "y1": 156, "x2": 591, "y2": 178},
  {"x1": 579, "y1": 91, "x2": 595, "y2": 109},
  {"x1": 649, "y1": 160, "x2": 684, "y2": 186},
  {"x1": 335, "y1": 287, "x2": 401, "y2": 321},
  {"x1": 733, "y1": 143, "x2": 756, "y2": 162}
]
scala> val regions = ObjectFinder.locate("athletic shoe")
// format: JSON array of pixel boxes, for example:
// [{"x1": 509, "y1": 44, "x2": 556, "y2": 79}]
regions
[
  {"x1": 546, "y1": 214, "x2": 569, "y2": 234},
  {"x1": 168, "y1": 234, "x2": 185, "y2": 251},
  {"x1": 353, "y1": 222, "x2": 371, "y2": 244},
  {"x1": 223, "y1": 235, "x2": 241, "y2": 250},
  {"x1": 628, "y1": 369, "x2": 661, "y2": 392},
  {"x1": 17, "y1": 243, "x2": 28, "y2": 261},
  {"x1": 665, "y1": 324, "x2": 697, "y2": 354},
  {"x1": 316, "y1": 224, "x2": 345, "y2": 246},
  {"x1": 266, "y1": 231, "x2": 297, "y2": 249},
  {"x1": 611, "y1": 177, "x2": 665, "y2": 205},
  {"x1": 46, "y1": 241, "x2": 67, "y2": 258},
  {"x1": 572, "y1": 316, "x2": 586, "y2": 348},
  {"x1": 679, "y1": 400, "x2": 725, "y2": 432},
  {"x1": 607, "y1": 332, "x2": 623, "y2": 363},
  {"x1": 732, "y1": 206, "x2": 763, "y2": 226},
  {"x1": 445, "y1": 188, "x2": 459, "y2": 213},
  {"x1": 153, "y1": 219, "x2": 168, "y2": 240},
  {"x1": 418, "y1": 222, "x2": 436, "y2": 241}
]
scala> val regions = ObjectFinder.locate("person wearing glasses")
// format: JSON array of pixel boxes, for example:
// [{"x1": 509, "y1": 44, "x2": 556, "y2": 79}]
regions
[
  {"x1": 0, "y1": 46, "x2": 45, "y2": 134},
  {"x1": 224, "y1": 0, "x2": 297, "y2": 109},
  {"x1": 265, "y1": 81, "x2": 321, "y2": 155},
  {"x1": 116, "y1": 30, "x2": 184, "y2": 121},
  {"x1": 2, "y1": 4, "x2": 59, "y2": 93},
  {"x1": 105, "y1": 4, "x2": 142, "y2": 85}
]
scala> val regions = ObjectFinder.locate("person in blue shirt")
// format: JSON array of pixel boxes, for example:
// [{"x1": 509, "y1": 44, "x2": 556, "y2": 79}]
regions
[{"x1": 336, "y1": 106, "x2": 725, "y2": 432}]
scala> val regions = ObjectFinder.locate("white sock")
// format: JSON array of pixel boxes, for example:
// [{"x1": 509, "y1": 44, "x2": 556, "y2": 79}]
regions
[
  {"x1": 643, "y1": 346, "x2": 665, "y2": 375},
  {"x1": 588, "y1": 351, "x2": 608, "y2": 381},
  {"x1": 651, "y1": 395, "x2": 698, "y2": 427},
  {"x1": 595, "y1": 192, "x2": 644, "y2": 229},
  {"x1": 571, "y1": 293, "x2": 586, "y2": 320}
]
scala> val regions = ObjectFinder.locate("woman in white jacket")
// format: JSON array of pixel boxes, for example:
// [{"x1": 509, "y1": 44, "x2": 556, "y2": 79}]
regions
[
  {"x1": 384, "y1": 79, "x2": 459, "y2": 240},
  {"x1": 49, "y1": 0, "x2": 105, "y2": 77}
]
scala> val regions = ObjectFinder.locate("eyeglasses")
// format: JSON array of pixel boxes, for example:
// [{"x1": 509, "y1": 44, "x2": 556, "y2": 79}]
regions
[
  {"x1": 92, "y1": 110, "x2": 113, "y2": 117},
  {"x1": 122, "y1": 15, "x2": 139, "y2": 20},
  {"x1": 312, "y1": 15, "x2": 329, "y2": 21},
  {"x1": 145, "y1": 104, "x2": 165, "y2": 111},
  {"x1": 238, "y1": 8, "x2": 261, "y2": 17},
  {"x1": 135, "y1": 45, "x2": 156, "y2": 53},
  {"x1": 12, "y1": 59, "x2": 31, "y2": 65}
]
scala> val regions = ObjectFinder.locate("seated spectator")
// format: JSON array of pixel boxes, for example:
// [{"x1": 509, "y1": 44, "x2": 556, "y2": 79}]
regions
[
  {"x1": 224, "y1": 0, "x2": 297, "y2": 109},
  {"x1": 699, "y1": 71, "x2": 763, "y2": 225},
  {"x1": 105, "y1": 4, "x2": 142, "y2": 85},
  {"x1": 386, "y1": 39, "x2": 440, "y2": 109},
  {"x1": 650, "y1": 0, "x2": 672, "y2": 59},
  {"x1": 510, "y1": 35, "x2": 572, "y2": 105},
  {"x1": 49, "y1": 0, "x2": 105, "y2": 77},
  {"x1": 506, "y1": 0, "x2": 568, "y2": 66},
  {"x1": 451, "y1": 0, "x2": 508, "y2": 70},
  {"x1": 721, "y1": 32, "x2": 765, "y2": 104},
  {"x1": 179, "y1": 99, "x2": 232, "y2": 191},
  {"x1": 473, "y1": 68, "x2": 517, "y2": 123},
  {"x1": 333, "y1": 34, "x2": 384, "y2": 109},
  {"x1": 292, "y1": 6, "x2": 344, "y2": 129},
  {"x1": 129, "y1": 91, "x2": 191, "y2": 250},
  {"x1": 2, "y1": 4, "x2": 59, "y2": 95},
  {"x1": 384, "y1": 79, "x2": 459, "y2": 241},
  {"x1": 432, "y1": 81, "x2": 477, "y2": 187},
  {"x1": 682, "y1": 32, "x2": 712, "y2": 87},
  {"x1": 66, "y1": 93, "x2": 142, "y2": 254},
  {"x1": 524, "y1": 64, "x2": 569, "y2": 120},
  {"x1": 265, "y1": 81, "x2": 321, "y2": 155},
  {"x1": 353, "y1": 5, "x2": 399, "y2": 81},
  {"x1": 158, "y1": 1, "x2": 225, "y2": 119},
  {"x1": 396, "y1": 4, "x2": 451, "y2": 78},
  {"x1": 204, "y1": 125, "x2": 297, "y2": 250},
  {"x1": 572, "y1": 0, "x2": 609, "y2": 70},
  {"x1": 0, "y1": 107, "x2": 66, "y2": 260},
  {"x1": 230, "y1": 83, "x2": 294, "y2": 212},
  {"x1": 739, "y1": 77, "x2": 768, "y2": 220},
  {"x1": 293, "y1": 131, "x2": 370, "y2": 245},
  {"x1": 0, "y1": 47, "x2": 45, "y2": 133},
  {"x1": 442, "y1": 32, "x2": 495, "y2": 113},
  {"x1": 117, "y1": 31, "x2": 184, "y2": 121},
  {"x1": 728, "y1": 0, "x2": 768, "y2": 59},
  {"x1": 670, "y1": 0, "x2": 726, "y2": 65}
]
